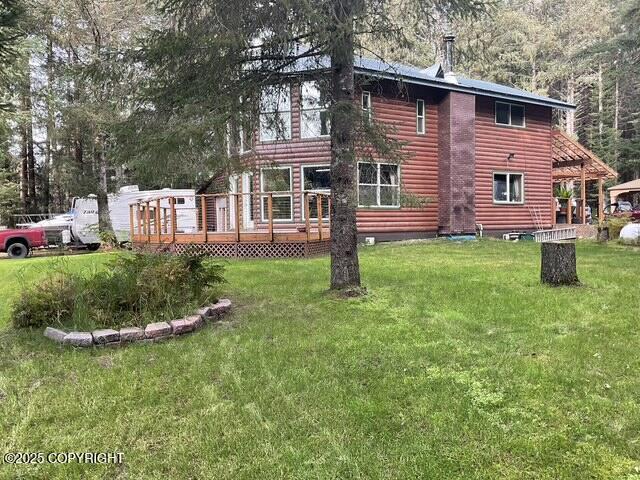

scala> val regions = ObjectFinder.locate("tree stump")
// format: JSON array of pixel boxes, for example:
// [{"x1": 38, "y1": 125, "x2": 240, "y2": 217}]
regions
[{"x1": 541, "y1": 241, "x2": 579, "y2": 286}]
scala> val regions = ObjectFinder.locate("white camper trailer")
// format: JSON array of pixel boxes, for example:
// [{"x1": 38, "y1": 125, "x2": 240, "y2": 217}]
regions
[{"x1": 71, "y1": 186, "x2": 197, "y2": 247}]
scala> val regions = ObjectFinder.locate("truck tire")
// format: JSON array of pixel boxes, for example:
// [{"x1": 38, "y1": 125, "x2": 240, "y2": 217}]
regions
[
  {"x1": 86, "y1": 243, "x2": 101, "y2": 251},
  {"x1": 7, "y1": 242, "x2": 29, "y2": 259}
]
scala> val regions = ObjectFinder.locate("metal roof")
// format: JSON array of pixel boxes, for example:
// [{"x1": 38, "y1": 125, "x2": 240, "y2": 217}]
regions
[{"x1": 353, "y1": 57, "x2": 575, "y2": 110}]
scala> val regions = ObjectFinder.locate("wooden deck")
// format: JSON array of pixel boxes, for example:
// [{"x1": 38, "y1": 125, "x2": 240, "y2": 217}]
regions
[{"x1": 130, "y1": 192, "x2": 332, "y2": 258}]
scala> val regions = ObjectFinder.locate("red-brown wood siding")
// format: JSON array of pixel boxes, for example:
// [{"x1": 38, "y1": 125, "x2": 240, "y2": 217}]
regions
[
  {"x1": 474, "y1": 96, "x2": 553, "y2": 231},
  {"x1": 356, "y1": 90, "x2": 439, "y2": 233},
  {"x1": 248, "y1": 82, "x2": 439, "y2": 234}
]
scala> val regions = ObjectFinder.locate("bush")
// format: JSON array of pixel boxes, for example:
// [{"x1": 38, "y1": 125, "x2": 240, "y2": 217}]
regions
[
  {"x1": 606, "y1": 217, "x2": 632, "y2": 240},
  {"x1": 11, "y1": 253, "x2": 225, "y2": 330},
  {"x1": 12, "y1": 274, "x2": 78, "y2": 328}
]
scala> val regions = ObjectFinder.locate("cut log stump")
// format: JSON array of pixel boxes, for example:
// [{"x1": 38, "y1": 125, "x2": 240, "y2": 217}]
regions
[{"x1": 541, "y1": 241, "x2": 579, "y2": 286}]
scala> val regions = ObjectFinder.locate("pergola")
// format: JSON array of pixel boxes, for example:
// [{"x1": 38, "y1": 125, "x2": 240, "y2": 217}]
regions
[{"x1": 552, "y1": 130, "x2": 618, "y2": 225}]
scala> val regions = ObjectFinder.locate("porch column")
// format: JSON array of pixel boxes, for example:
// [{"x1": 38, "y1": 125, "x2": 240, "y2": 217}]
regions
[
  {"x1": 598, "y1": 177, "x2": 604, "y2": 225},
  {"x1": 580, "y1": 162, "x2": 586, "y2": 224}
]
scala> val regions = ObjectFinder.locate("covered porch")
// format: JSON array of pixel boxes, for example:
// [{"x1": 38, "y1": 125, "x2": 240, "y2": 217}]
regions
[
  {"x1": 130, "y1": 192, "x2": 331, "y2": 258},
  {"x1": 551, "y1": 130, "x2": 618, "y2": 226}
]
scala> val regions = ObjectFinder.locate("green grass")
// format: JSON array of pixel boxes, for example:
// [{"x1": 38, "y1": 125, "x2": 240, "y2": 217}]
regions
[{"x1": 0, "y1": 240, "x2": 639, "y2": 479}]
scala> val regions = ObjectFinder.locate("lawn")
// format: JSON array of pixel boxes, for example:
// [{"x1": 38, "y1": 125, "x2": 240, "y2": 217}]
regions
[{"x1": 0, "y1": 240, "x2": 639, "y2": 479}]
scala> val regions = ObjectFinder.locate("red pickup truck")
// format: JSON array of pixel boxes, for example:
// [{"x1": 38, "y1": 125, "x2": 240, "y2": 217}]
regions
[{"x1": 0, "y1": 228, "x2": 48, "y2": 259}]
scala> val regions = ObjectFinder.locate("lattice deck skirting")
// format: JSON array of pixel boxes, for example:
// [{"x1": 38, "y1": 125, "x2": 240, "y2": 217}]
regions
[{"x1": 133, "y1": 240, "x2": 331, "y2": 259}]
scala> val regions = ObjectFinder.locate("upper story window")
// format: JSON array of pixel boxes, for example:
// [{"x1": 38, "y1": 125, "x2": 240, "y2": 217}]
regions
[
  {"x1": 416, "y1": 99, "x2": 425, "y2": 134},
  {"x1": 301, "y1": 81, "x2": 330, "y2": 138},
  {"x1": 260, "y1": 85, "x2": 291, "y2": 141},
  {"x1": 493, "y1": 172, "x2": 524, "y2": 204},
  {"x1": 362, "y1": 91, "x2": 372, "y2": 123},
  {"x1": 495, "y1": 101, "x2": 525, "y2": 127},
  {"x1": 358, "y1": 162, "x2": 400, "y2": 208}
]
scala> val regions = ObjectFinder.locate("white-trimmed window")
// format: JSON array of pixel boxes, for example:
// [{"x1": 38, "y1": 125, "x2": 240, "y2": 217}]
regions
[
  {"x1": 259, "y1": 85, "x2": 291, "y2": 141},
  {"x1": 301, "y1": 165, "x2": 331, "y2": 220},
  {"x1": 493, "y1": 172, "x2": 524, "y2": 204},
  {"x1": 495, "y1": 101, "x2": 525, "y2": 127},
  {"x1": 416, "y1": 99, "x2": 425, "y2": 134},
  {"x1": 362, "y1": 91, "x2": 372, "y2": 123},
  {"x1": 301, "y1": 81, "x2": 330, "y2": 138},
  {"x1": 358, "y1": 162, "x2": 400, "y2": 207},
  {"x1": 260, "y1": 166, "x2": 293, "y2": 221}
]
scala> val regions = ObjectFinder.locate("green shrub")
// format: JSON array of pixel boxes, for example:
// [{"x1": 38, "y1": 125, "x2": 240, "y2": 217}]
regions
[
  {"x1": 12, "y1": 274, "x2": 78, "y2": 328},
  {"x1": 606, "y1": 217, "x2": 632, "y2": 240},
  {"x1": 11, "y1": 253, "x2": 225, "y2": 330}
]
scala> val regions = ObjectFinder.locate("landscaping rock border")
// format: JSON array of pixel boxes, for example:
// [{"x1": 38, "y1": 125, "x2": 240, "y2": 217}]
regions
[{"x1": 42, "y1": 299, "x2": 232, "y2": 348}]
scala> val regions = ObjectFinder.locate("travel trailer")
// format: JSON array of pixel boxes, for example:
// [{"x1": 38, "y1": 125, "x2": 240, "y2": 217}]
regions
[{"x1": 71, "y1": 185, "x2": 198, "y2": 247}]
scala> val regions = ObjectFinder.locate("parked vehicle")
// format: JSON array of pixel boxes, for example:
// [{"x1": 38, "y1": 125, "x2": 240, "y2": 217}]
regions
[
  {"x1": 0, "y1": 227, "x2": 48, "y2": 259},
  {"x1": 607, "y1": 201, "x2": 640, "y2": 221}
]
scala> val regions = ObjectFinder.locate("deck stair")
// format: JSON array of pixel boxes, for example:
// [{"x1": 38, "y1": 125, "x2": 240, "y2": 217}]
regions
[{"x1": 533, "y1": 227, "x2": 577, "y2": 243}]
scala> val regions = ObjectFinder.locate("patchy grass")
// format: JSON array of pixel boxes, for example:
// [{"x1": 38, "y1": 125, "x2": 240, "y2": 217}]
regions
[{"x1": 0, "y1": 240, "x2": 639, "y2": 479}]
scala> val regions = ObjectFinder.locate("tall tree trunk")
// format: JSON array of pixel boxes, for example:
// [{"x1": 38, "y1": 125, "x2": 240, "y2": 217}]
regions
[
  {"x1": 96, "y1": 134, "x2": 114, "y2": 236},
  {"x1": 566, "y1": 75, "x2": 575, "y2": 136},
  {"x1": 23, "y1": 66, "x2": 36, "y2": 212},
  {"x1": 329, "y1": 0, "x2": 361, "y2": 292},
  {"x1": 19, "y1": 123, "x2": 28, "y2": 210},
  {"x1": 43, "y1": 36, "x2": 54, "y2": 212},
  {"x1": 597, "y1": 63, "x2": 603, "y2": 138}
]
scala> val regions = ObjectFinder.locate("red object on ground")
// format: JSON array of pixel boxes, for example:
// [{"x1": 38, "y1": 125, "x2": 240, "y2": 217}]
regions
[{"x1": 0, "y1": 227, "x2": 47, "y2": 259}]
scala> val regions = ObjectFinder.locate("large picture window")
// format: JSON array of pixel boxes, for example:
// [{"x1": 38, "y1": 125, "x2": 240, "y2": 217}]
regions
[
  {"x1": 301, "y1": 165, "x2": 331, "y2": 219},
  {"x1": 495, "y1": 101, "x2": 525, "y2": 127},
  {"x1": 358, "y1": 162, "x2": 400, "y2": 207},
  {"x1": 300, "y1": 81, "x2": 330, "y2": 138},
  {"x1": 493, "y1": 172, "x2": 524, "y2": 204},
  {"x1": 260, "y1": 85, "x2": 291, "y2": 141},
  {"x1": 260, "y1": 167, "x2": 293, "y2": 221}
]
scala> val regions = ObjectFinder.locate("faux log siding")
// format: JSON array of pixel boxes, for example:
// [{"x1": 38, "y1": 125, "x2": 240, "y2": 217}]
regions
[
  {"x1": 357, "y1": 92, "x2": 439, "y2": 233},
  {"x1": 249, "y1": 83, "x2": 439, "y2": 234},
  {"x1": 475, "y1": 96, "x2": 553, "y2": 230}
]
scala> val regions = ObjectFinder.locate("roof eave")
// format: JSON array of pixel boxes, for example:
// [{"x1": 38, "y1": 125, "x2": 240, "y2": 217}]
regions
[{"x1": 354, "y1": 67, "x2": 576, "y2": 111}]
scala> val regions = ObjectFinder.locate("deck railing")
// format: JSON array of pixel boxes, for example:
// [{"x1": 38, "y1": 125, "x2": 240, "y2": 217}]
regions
[{"x1": 130, "y1": 191, "x2": 331, "y2": 245}]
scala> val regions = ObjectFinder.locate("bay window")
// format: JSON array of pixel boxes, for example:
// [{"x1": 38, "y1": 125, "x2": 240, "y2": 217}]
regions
[
  {"x1": 260, "y1": 167, "x2": 293, "y2": 221},
  {"x1": 260, "y1": 85, "x2": 291, "y2": 141},
  {"x1": 358, "y1": 162, "x2": 400, "y2": 207},
  {"x1": 300, "y1": 81, "x2": 330, "y2": 138},
  {"x1": 493, "y1": 172, "x2": 524, "y2": 204}
]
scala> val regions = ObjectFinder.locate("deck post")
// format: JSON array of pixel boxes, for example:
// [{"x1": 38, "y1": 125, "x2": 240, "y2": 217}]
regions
[
  {"x1": 598, "y1": 177, "x2": 604, "y2": 226},
  {"x1": 317, "y1": 194, "x2": 323, "y2": 241},
  {"x1": 304, "y1": 193, "x2": 310, "y2": 242},
  {"x1": 268, "y1": 193, "x2": 274, "y2": 242},
  {"x1": 567, "y1": 194, "x2": 573, "y2": 225},
  {"x1": 145, "y1": 202, "x2": 151, "y2": 243},
  {"x1": 156, "y1": 199, "x2": 161, "y2": 243},
  {"x1": 580, "y1": 162, "x2": 586, "y2": 224},
  {"x1": 129, "y1": 204, "x2": 134, "y2": 241},
  {"x1": 235, "y1": 193, "x2": 241, "y2": 242},
  {"x1": 201, "y1": 196, "x2": 208, "y2": 242},
  {"x1": 163, "y1": 208, "x2": 168, "y2": 233},
  {"x1": 137, "y1": 204, "x2": 142, "y2": 237},
  {"x1": 170, "y1": 197, "x2": 177, "y2": 243}
]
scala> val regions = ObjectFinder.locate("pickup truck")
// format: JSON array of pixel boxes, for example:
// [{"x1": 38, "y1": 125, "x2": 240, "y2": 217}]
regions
[{"x1": 0, "y1": 227, "x2": 48, "y2": 259}]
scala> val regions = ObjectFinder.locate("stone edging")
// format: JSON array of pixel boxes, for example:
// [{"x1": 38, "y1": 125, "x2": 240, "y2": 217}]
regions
[{"x1": 43, "y1": 299, "x2": 232, "y2": 348}]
